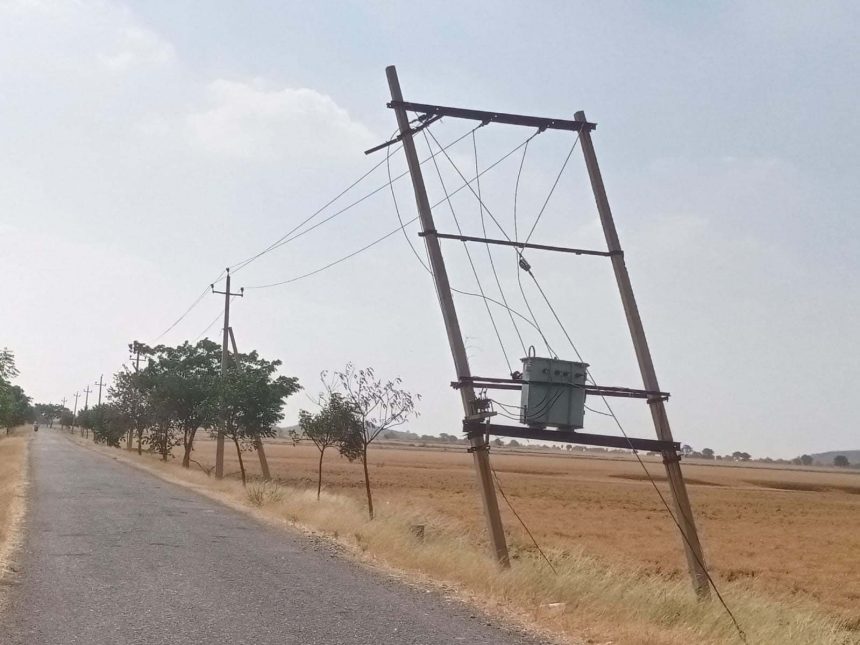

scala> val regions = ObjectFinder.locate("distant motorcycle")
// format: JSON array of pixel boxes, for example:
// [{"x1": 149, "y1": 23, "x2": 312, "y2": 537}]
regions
[{"x1": 33, "y1": 423, "x2": 39, "y2": 432}]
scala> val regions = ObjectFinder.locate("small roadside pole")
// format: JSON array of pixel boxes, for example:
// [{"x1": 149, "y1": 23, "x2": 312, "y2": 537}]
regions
[
  {"x1": 82, "y1": 385, "x2": 92, "y2": 437},
  {"x1": 211, "y1": 268, "x2": 244, "y2": 479},
  {"x1": 127, "y1": 343, "x2": 142, "y2": 450},
  {"x1": 95, "y1": 374, "x2": 105, "y2": 406},
  {"x1": 72, "y1": 391, "x2": 80, "y2": 433},
  {"x1": 228, "y1": 327, "x2": 271, "y2": 481}
]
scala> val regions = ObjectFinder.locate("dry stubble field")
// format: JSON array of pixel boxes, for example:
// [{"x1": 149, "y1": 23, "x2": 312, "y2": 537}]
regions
[{"x1": 191, "y1": 437, "x2": 860, "y2": 625}]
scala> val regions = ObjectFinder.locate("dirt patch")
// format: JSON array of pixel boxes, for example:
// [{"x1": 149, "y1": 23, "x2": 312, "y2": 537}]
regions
[{"x1": 609, "y1": 473, "x2": 724, "y2": 487}]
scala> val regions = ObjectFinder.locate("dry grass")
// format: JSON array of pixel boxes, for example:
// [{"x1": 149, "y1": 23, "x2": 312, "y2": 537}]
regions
[
  {"x1": 0, "y1": 429, "x2": 29, "y2": 590},
  {"x1": 67, "y1": 433, "x2": 859, "y2": 645}
]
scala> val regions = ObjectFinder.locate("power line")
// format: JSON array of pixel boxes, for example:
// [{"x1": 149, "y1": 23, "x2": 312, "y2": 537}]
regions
[
  {"x1": 421, "y1": 126, "x2": 513, "y2": 375},
  {"x1": 523, "y1": 133, "x2": 581, "y2": 245},
  {"x1": 473, "y1": 130, "x2": 527, "y2": 357},
  {"x1": 229, "y1": 124, "x2": 483, "y2": 276},
  {"x1": 152, "y1": 269, "x2": 226, "y2": 342},
  {"x1": 522, "y1": 259, "x2": 747, "y2": 643}
]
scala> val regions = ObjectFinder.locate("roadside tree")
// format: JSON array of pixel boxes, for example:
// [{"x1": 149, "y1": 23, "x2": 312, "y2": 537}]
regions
[
  {"x1": 294, "y1": 392, "x2": 362, "y2": 499},
  {"x1": 326, "y1": 364, "x2": 419, "y2": 519}
]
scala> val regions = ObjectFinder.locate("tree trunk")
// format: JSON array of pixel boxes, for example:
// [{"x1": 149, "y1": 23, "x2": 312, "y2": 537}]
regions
[
  {"x1": 181, "y1": 428, "x2": 197, "y2": 468},
  {"x1": 233, "y1": 436, "x2": 246, "y2": 486},
  {"x1": 362, "y1": 449, "x2": 374, "y2": 520},
  {"x1": 137, "y1": 429, "x2": 142, "y2": 455},
  {"x1": 316, "y1": 447, "x2": 326, "y2": 500}
]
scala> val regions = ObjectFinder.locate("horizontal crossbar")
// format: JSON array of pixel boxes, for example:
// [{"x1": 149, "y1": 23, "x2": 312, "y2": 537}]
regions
[
  {"x1": 463, "y1": 421, "x2": 679, "y2": 453},
  {"x1": 419, "y1": 232, "x2": 617, "y2": 258},
  {"x1": 453, "y1": 376, "x2": 669, "y2": 401},
  {"x1": 388, "y1": 101, "x2": 597, "y2": 133}
]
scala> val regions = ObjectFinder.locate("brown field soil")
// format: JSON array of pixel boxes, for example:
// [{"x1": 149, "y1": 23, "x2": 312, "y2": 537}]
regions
[
  {"x1": 0, "y1": 429, "x2": 29, "y2": 580},
  {"x1": 194, "y1": 438, "x2": 860, "y2": 623}
]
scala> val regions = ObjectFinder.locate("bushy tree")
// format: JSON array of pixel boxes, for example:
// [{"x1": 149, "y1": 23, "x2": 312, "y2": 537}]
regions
[
  {"x1": 88, "y1": 404, "x2": 131, "y2": 447},
  {"x1": 294, "y1": 392, "x2": 362, "y2": 499},
  {"x1": 0, "y1": 350, "x2": 33, "y2": 434},
  {"x1": 326, "y1": 364, "x2": 419, "y2": 519},
  {"x1": 834, "y1": 455, "x2": 849, "y2": 468},
  {"x1": 221, "y1": 349, "x2": 300, "y2": 485}
]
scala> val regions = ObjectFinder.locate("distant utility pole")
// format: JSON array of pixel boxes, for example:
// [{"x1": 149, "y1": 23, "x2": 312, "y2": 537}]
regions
[
  {"x1": 211, "y1": 268, "x2": 244, "y2": 479},
  {"x1": 72, "y1": 391, "x2": 80, "y2": 430},
  {"x1": 83, "y1": 385, "x2": 92, "y2": 411},
  {"x1": 386, "y1": 65, "x2": 510, "y2": 567},
  {"x1": 95, "y1": 374, "x2": 105, "y2": 407},
  {"x1": 228, "y1": 326, "x2": 271, "y2": 480},
  {"x1": 128, "y1": 342, "x2": 142, "y2": 451}
]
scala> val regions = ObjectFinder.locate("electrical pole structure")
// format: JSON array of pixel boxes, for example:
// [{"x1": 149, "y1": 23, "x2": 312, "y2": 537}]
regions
[
  {"x1": 386, "y1": 65, "x2": 510, "y2": 566},
  {"x1": 59, "y1": 396, "x2": 67, "y2": 429},
  {"x1": 95, "y1": 374, "x2": 104, "y2": 406},
  {"x1": 211, "y1": 268, "x2": 244, "y2": 479},
  {"x1": 72, "y1": 391, "x2": 80, "y2": 432},
  {"x1": 227, "y1": 327, "x2": 271, "y2": 481},
  {"x1": 127, "y1": 342, "x2": 141, "y2": 451},
  {"x1": 574, "y1": 111, "x2": 710, "y2": 598},
  {"x1": 81, "y1": 385, "x2": 92, "y2": 437}
]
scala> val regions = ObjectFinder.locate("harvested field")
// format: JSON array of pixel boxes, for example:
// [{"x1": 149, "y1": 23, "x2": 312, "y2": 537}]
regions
[{"x1": 190, "y1": 438, "x2": 860, "y2": 624}]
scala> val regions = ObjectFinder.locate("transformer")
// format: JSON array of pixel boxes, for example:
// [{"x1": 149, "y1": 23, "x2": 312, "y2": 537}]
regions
[{"x1": 520, "y1": 356, "x2": 588, "y2": 429}]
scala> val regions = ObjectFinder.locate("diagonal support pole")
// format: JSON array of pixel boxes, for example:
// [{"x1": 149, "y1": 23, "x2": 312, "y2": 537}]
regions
[
  {"x1": 228, "y1": 327, "x2": 271, "y2": 481},
  {"x1": 575, "y1": 110, "x2": 711, "y2": 598}
]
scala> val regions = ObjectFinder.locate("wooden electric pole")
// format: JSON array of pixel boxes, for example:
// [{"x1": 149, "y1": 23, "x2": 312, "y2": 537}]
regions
[
  {"x1": 127, "y1": 343, "x2": 142, "y2": 451},
  {"x1": 227, "y1": 327, "x2": 271, "y2": 481},
  {"x1": 387, "y1": 65, "x2": 509, "y2": 566},
  {"x1": 72, "y1": 391, "x2": 80, "y2": 431},
  {"x1": 95, "y1": 374, "x2": 104, "y2": 407},
  {"x1": 574, "y1": 111, "x2": 710, "y2": 598},
  {"x1": 211, "y1": 268, "x2": 244, "y2": 479}
]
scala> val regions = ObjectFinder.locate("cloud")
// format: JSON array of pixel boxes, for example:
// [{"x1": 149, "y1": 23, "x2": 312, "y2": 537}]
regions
[
  {"x1": 185, "y1": 79, "x2": 375, "y2": 161},
  {"x1": 99, "y1": 25, "x2": 175, "y2": 71}
]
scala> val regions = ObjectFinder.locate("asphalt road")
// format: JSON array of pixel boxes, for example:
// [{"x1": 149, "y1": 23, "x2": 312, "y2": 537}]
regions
[{"x1": 1, "y1": 432, "x2": 545, "y2": 645}]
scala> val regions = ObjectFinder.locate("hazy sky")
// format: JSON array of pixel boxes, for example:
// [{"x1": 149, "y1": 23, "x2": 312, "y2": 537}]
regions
[{"x1": 2, "y1": 0, "x2": 857, "y2": 458}]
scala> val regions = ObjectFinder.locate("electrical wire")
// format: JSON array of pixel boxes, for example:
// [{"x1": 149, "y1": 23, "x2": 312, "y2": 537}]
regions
[
  {"x1": 513, "y1": 140, "x2": 530, "y2": 242},
  {"x1": 229, "y1": 125, "x2": 482, "y2": 276},
  {"x1": 421, "y1": 127, "x2": 513, "y2": 375},
  {"x1": 490, "y1": 466, "x2": 557, "y2": 575},
  {"x1": 523, "y1": 133, "x2": 581, "y2": 245},
  {"x1": 522, "y1": 257, "x2": 747, "y2": 643},
  {"x1": 473, "y1": 130, "x2": 527, "y2": 357},
  {"x1": 152, "y1": 269, "x2": 226, "y2": 342}
]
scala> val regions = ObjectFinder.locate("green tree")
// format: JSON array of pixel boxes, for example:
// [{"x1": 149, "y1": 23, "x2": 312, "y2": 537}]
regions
[
  {"x1": 327, "y1": 364, "x2": 419, "y2": 519},
  {"x1": 221, "y1": 349, "x2": 300, "y2": 485},
  {"x1": 294, "y1": 393, "x2": 361, "y2": 499},
  {"x1": 833, "y1": 455, "x2": 849, "y2": 468},
  {"x1": 88, "y1": 404, "x2": 131, "y2": 447},
  {"x1": 701, "y1": 448, "x2": 715, "y2": 460},
  {"x1": 139, "y1": 341, "x2": 220, "y2": 467},
  {"x1": 1, "y1": 385, "x2": 33, "y2": 434}
]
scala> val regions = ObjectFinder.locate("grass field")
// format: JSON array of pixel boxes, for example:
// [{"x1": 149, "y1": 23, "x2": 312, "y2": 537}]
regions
[
  {"x1": 189, "y1": 438, "x2": 860, "y2": 629},
  {"x1": 70, "y1": 431, "x2": 859, "y2": 644}
]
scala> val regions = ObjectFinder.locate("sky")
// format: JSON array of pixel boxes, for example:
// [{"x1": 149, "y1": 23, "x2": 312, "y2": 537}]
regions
[{"x1": 1, "y1": 0, "x2": 857, "y2": 458}]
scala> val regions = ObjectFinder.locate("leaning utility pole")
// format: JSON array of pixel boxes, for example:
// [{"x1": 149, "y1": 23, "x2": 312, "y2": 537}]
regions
[
  {"x1": 574, "y1": 111, "x2": 710, "y2": 597},
  {"x1": 386, "y1": 65, "x2": 510, "y2": 566},
  {"x1": 211, "y1": 268, "x2": 244, "y2": 479},
  {"x1": 81, "y1": 385, "x2": 92, "y2": 437},
  {"x1": 228, "y1": 327, "x2": 271, "y2": 481}
]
